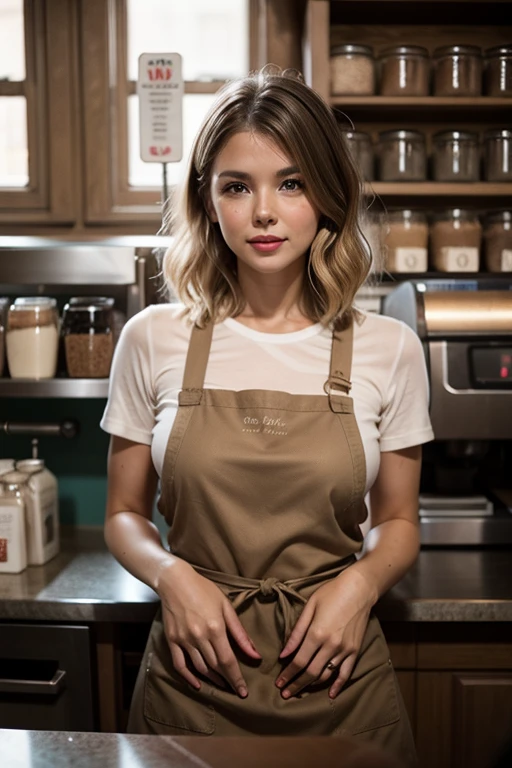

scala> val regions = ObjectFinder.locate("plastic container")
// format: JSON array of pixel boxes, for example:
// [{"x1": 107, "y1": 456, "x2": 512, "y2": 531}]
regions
[
  {"x1": 62, "y1": 297, "x2": 115, "y2": 378},
  {"x1": 483, "y1": 210, "x2": 512, "y2": 272},
  {"x1": 384, "y1": 210, "x2": 429, "y2": 272},
  {"x1": 378, "y1": 45, "x2": 430, "y2": 96},
  {"x1": 330, "y1": 44, "x2": 375, "y2": 95},
  {"x1": 15, "y1": 458, "x2": 59, "y2": 565},
  {"x1": 0, "y1": 297, "x2": 9, "y2": 377},
  {"x1": 6, "y1": 297, "x2": 59, "y2": 379},
  {"x1": 433, "y1": 45, "x2": 482, "y2": 96},
  {"x1": 484, "y1": 129, "x2": 512, "y2": 181},
  {"x1": 484, "y1": 45, "x2": 512, "y2": 96},
  {"x1": 430, "y1": 209, "x2": 482, "y2": 272},
  {"x1": 0, "y1": 459, "x2": 15, "y2": 497},
  {"x1": 340, "y1": 130, "x2": 374, "y2": 180},
  {"x1": 432, "y1": 130, "x2": 480, "y2": 182},
  {"x1": 0, "y1": 471, "x2": 28, "y2": 574},
  {"x1": 378, "y1": 130, "x2": 427, "y2": 181}
]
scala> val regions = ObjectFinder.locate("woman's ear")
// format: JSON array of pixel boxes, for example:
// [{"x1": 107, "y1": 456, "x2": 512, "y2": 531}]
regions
[{"x1": 205, "y1": 194, "x2": 218, "y2": 223}]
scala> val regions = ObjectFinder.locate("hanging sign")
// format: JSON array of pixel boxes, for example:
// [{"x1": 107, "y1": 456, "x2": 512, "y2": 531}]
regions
[{"x1": 137, "y1": 52, "x2": 184, "y2": 163}]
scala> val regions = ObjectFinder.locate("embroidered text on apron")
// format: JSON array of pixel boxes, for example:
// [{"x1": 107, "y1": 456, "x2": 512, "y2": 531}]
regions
[{"x1": 128, "y1": 318, "x2": 418, "y2": 767}]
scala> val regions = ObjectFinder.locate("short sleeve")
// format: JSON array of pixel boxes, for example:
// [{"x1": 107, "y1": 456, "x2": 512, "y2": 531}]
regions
[
  {"x1": 99, "y1": 308, "x2": 155, "y2": 445},
  {"x1": 379, "y1": 323, "x2": 434, "y2": 452}
]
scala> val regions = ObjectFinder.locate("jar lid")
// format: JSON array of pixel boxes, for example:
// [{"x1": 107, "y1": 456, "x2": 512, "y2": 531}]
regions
[
  {"x1": 485, "y1": 44, "x2": 512, "y2": 58},
  {"x1": 340, "y1": 130, "x2": 372, "y2": 142},
  {"x1": 10, "y1": 297, "x2": 57, "y2": 312},
  {"x1": 432, "y1": 209, "x2": 480, "y2": 222},
  {"x1": 484, "y1": 129, "x2": 512, "y2": 140},
  {"x1": 331, "y1": 44, "x2": 374, "y2": 56},
  {"x1": 433, "y1": 130, "x2": 478, "y2": 142},
  {"x1": 433, "y1": 45, "x2": 482, "y2": 58},
  {"x1": 0, "y1": 470, "x2": 29, "y2": 490},
  {"x1": 68, "y1": 296, "x2": 115, "y2": 308},
  {"x1": 484, "y1": 210, "x2": 512, "y2": 224},
  {"x1": 378, "y1": 129, "x2": 425, "y2": 141},
  {"x1": 15, "y1": 458, "x2": 45, "y2": 475},
  {"x1": 388, "y1": 209, "x2": 428, "y2": 222},
  {"x1": 379, "y1": 45, "x2": 429, "y2": 59}
]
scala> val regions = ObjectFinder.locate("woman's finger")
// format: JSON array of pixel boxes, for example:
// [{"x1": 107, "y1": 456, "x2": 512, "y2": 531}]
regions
[
  {"x1": 169, "y1": 643, "x2": 201, "y2": 690},
  {"x1": 329, "y1": 653, "x2": 357, "y2": 698},
  {"x1": 188, "y1": 647, "x2": 227, "y2": 689},
  {"x1": 223, "y1": 601, "x2": 261, "y2": 659},
  {"x1": 279, "y1": 647, "x2": 340, "y2": 698},
  {"x1": 279, "y1": 601, "x2": 315, "y2": 658}
]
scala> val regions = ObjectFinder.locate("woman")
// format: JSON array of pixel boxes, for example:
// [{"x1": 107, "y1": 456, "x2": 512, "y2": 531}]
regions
[{"x1": 100, "y1": 68, "x2": 433, "y2": 766}]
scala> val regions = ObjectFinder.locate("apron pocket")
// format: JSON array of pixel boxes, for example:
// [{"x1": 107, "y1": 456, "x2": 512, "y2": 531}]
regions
[{"x1": 143, "y1": 651, "x2": 215, "y2": 734}]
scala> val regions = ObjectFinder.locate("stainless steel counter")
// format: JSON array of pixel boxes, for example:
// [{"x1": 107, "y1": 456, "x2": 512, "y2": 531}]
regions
[{"x1": 0, "y1": 528, "x2": 511, "y2": 622}]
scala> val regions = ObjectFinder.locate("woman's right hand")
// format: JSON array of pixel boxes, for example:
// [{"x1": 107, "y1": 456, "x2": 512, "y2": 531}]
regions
[{"x1": 157, "y1": 559, "x2": 261, "y2": 697}]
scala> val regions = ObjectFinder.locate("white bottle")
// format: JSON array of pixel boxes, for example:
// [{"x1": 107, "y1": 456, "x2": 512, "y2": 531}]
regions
[
  {"x1": 0, "y1": 460, "x2": 15, "y2": 496},
  {"x1": 0, "y1": 471, "x2": 28, "y2": 574},
  {"x1": 15, "y1": 459, "x2": 60, "y2": 565}
]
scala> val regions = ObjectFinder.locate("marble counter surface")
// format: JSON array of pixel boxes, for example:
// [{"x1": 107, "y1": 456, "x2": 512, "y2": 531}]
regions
[
  {"x1": 0, "y1": 729, "x2": 403, "y2": 768},
  {"x1": 0, "y1": 528, "x2": 511, "y2": 622}
]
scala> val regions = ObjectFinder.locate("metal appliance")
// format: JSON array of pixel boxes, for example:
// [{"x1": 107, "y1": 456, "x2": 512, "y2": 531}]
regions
[{"x1": 382, "y1": 279, "x2": 512, "y2": 546}]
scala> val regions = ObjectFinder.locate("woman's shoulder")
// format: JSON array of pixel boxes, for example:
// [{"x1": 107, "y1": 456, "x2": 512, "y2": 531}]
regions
[
  {"x1": 120, "y1": 302, "x2": 191, "y2": 343},
  {"x1": 353, "y1": 309, "x2": 423, "y2": 366}
]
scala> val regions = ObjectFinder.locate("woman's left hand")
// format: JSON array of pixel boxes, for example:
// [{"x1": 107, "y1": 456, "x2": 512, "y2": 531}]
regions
[{"x1": 275, "y1": 566, "x2": 377, "y2": 699}]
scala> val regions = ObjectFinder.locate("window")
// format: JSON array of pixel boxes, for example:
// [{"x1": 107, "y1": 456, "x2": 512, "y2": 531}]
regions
[{"x1": 0, "y1": 0, "x2": 28, "y2": 188}]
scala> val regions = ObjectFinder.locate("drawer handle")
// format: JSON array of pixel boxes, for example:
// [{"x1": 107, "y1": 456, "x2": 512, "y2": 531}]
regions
[{"x1": 0, "y1": 669, "x2": 67, "y2": 696}]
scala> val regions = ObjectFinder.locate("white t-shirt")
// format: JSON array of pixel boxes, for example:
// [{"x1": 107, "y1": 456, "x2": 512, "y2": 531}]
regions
[{"x1": 100, "y1": 304, "x2": 434, "y2": 494}]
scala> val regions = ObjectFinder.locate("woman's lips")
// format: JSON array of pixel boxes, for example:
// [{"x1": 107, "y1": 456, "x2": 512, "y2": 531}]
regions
[{"x1": 248, "y1": 239, "x2": 285, "y2": 252}]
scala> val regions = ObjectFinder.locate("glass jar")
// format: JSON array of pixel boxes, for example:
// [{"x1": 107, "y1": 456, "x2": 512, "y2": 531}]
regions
[
  {"x1": 6, "y1": 297, "x2": 59, "y2": 379},
  {"x1": 62, "y1": 297, "x2": 115, "y2": 378},
  {"x1": 483, "y1": 211, "x2": 512, "y2": 272},
  {"x1": 330, "y1": 44, "x2": 375, "y2": 95},
  {"x1": 340, "y1": 130, "x2": 374, "y2": 180},
  {"x1": 384, "y1": 210, "x2": 429, "y2": 272},
  {"x1": 378, "y1": 45, "x2": 430, "y2": 96},
  {"x1": 433, "y1": 45, "x2": 482, "y2": 96},
  {"x1": 484, "y1": 45, "x2": 512, "y2": 96},
  {"x1": 0, "y1": 297, "x2": 9, "y2": 377},
  {"x1": 0, "y1": 470, "x2": 28, "y2": 574},
  {"x1": 430, "y1": 209, "x2": 482, "y2": 272},
  {"x1": 378, "y1": 130, "x2": 427, "y2": 181},
  {"x1": 484, "y1": 129, "x2": 512, "y2": 181},
  {"x1": 432, "y1": 130, "x2": 480, "y2": 182}
]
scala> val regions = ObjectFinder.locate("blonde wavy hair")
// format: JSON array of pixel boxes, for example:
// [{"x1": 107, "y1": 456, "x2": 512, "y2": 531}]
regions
[{"x1": 161, "y1": 67, "x2": 372, "y2": 328}]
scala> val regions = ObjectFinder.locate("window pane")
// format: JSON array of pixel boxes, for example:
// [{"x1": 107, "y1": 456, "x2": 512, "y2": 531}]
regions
[
  {"x1": 127, "y1": 0, "x2": 249, "y2": 81},
  {"x1": 128, "y1": 92, "x2": 217, "y2": 188},
  {"x1": 0, "y1": 96, "x2": 28, "y2": 187},
  {"x1": 0, "y1": 0, "x2": 25, "y2": 80}
]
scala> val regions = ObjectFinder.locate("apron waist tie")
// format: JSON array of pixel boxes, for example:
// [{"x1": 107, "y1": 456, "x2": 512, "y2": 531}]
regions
[{"x1": 192, "y1": 555, "x2": 357, "y2": 642}]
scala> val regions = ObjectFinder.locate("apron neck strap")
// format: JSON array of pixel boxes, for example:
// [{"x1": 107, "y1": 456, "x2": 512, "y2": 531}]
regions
[
  {"x1": 182, "y1": 321, "x2": 214, "y2": 390},
  {"x1": 326, "y1": 317, "x2": 354, "y2": 396}
]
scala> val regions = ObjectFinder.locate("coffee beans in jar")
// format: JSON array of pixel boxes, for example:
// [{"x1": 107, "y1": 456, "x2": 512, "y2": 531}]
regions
[
  {"x1": 484, "y1": 45, "x2": 512, "y2": 96},
  {"x1": 378, "y1": 129, "x2": 427, "y2": 181},
  {"x1": 330, "y1": 44, "x2": 375, "y2": 95},
  {"x1": 384, "y1": 210, "x2": 429, "y2": 273},
  {"x1": 6, "y1": 297, "x2": 59, "y2": 379},
  {"x1": 430, "y1": 209, "x2": 481, "y2": 272},
  {"x1": 483, "y1": 211, "x2": 512, "y2": 272},
  {"x1": 432, "y1": 130, "x2": 480, "y2": 182},
  {"x1": 62, "y1": 297, "x2": 115, "y2": 378},
  {"x1": 378, "y1": 46, "x2": 430, "y2": 96},
  {"x1": 484, "y1": 129, "x2": 512, "y2": 182},
  {"x1": 340, "y1": 130, "x2": 374, "y2": 180},
  {"x1": 433, "y1": 45, "x2": 482, "y2": 96}
]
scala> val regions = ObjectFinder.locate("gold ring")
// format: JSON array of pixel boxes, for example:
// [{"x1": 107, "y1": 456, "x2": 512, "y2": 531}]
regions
[{"x1": 325, "y1": 660, "x2": 338, "y2": 671}]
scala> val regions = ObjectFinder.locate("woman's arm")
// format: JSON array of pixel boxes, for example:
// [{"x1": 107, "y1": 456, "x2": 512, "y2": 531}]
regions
[
  {"x1": 105, "y1": 434, "x2": 260, "y2": 695},
  {"x1": 350, "y1": 444, "x2": 422, "y2": 604},
  {"x1": 275, "y1": 444, "x2": 422, "y2": 699}
]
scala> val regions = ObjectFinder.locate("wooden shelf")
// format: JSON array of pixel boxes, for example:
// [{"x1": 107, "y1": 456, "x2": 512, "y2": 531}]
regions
[
  {"x1": 0, "y1": 378, "x2": 109, "y2": 398},
  {"x1": 366, "y1": 182, "x2": 512, "y2": 196},
  {"x1": 331, "y1": 96, "x2": 512, "y2": 108}
]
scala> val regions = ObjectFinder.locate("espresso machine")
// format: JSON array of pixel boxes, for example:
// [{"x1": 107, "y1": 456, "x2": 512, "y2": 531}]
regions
[{"x1": 382, "y1": 279, "x2": 512, "y2": 546}]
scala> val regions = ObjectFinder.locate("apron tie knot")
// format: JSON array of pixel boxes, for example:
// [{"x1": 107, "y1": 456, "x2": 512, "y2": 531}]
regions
[{"x1": 260, "y1": 577, "x2": 280, "y2": 597}]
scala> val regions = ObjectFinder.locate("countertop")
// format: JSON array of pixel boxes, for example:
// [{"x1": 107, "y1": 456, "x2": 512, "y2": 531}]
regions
[
  {"x1": 0, "y1": 730, "x2": 404, "y2": 768},
  {"x1": 0, "y1": 528, "x2": 511, "y2": 623}
]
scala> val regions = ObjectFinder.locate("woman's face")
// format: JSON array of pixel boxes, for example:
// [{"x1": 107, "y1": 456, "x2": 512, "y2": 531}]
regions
[{"x1": 207, "y1": 131, "x2": 320, "y2": 279}]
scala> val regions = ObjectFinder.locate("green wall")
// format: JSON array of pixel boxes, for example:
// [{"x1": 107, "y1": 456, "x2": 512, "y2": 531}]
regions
[{"x1": 0, "y1": 398, "x2": 109, "y2": 526}]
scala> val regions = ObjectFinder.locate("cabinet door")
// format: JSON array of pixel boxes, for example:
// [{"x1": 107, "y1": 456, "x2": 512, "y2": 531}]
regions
[{"x1": 416, "y1": 671, "x2": 512, "y2": 768}]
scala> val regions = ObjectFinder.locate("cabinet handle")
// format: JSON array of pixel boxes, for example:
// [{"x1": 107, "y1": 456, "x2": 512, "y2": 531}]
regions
[{"x1": 0, "y1": 669, "x2": 67, "y2": 695}]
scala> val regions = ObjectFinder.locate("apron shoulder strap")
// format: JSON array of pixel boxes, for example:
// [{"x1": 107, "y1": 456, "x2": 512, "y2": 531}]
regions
[
  {"x1": 326, "y1": 316, "x2": 354, "y2": 396},
  {"x1": 182, "y1": 320, "x2": 214, "y2": 391}
]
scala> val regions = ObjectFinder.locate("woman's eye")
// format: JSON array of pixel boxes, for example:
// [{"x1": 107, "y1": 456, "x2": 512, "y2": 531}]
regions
[
  {"x1": 225, "y1": 182, "x2": 247, "y2": 194},
  {"x1": 281, "y1": 178, "x2": 304, "y2": 192}
]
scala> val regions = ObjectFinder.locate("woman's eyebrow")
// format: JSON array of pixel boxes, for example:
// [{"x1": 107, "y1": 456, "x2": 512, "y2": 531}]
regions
[{"x1": 217, "y1": 166, "x2": 301, "y2": 180}]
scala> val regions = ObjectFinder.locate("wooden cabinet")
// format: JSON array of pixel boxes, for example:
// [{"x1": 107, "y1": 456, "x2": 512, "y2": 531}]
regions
[{"x1": 302, "y1": 0, "x2": 512, "y2": 277}]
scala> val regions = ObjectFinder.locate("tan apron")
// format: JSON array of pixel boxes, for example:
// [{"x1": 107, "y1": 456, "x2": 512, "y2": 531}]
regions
[{"x1": 128, "y1": 318, "x2": 418, "y2": 767}]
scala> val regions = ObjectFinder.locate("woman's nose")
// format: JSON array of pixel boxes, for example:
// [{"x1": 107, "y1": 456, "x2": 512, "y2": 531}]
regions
[{"x1": 253, "y1": 193, "x2": 277, "y2": 226}]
